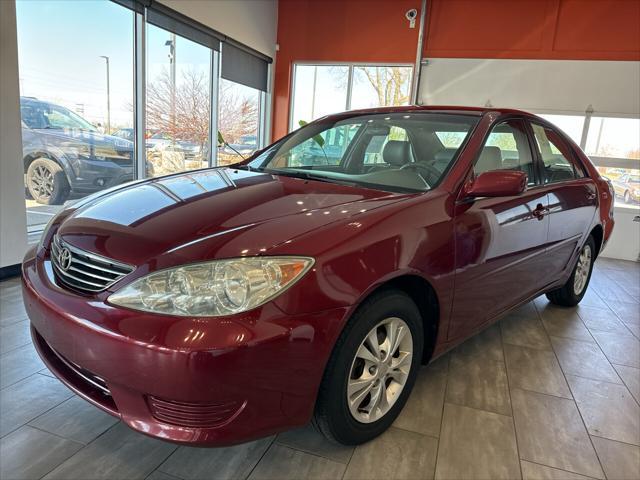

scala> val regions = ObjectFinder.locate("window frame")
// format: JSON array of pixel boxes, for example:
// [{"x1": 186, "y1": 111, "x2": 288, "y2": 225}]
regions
[
  {"x1": 527, "y1": 120, "x2": 587, "y2": 185},
  {"x1": 473, "y1": 117, "x2": 541, "y2": 187},
  {"x1": 288, "y1": 62, "x2": 415, "y2": 132}
]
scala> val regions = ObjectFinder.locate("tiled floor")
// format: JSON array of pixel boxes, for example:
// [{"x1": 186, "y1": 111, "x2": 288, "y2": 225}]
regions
[{"x1": 1, "y1": 258, "x2": 639, "y2": 480}]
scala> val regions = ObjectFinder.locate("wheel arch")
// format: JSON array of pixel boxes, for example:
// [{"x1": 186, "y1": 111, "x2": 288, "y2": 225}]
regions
[
  {"x1": 362, "y1": 274, "x2": 439, "y2": 365},
  {"x1": 24, "y1": 151, "x2": 61, "y2": 172},
  {"x1": 590, "y1": 224, "x2": 604, "y2": 258}
]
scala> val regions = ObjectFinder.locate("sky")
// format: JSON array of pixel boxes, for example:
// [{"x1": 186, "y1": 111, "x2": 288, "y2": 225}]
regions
[{"x1": 16, "y1": 0, "x2": 213, "y2": 129}]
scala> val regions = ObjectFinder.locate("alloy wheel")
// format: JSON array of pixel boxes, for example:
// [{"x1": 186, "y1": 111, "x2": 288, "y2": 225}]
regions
[
  {"x1": 573, "y1": 244, "x2": 592, "y2": 295},
  {"x1": 347, "y1": 317, "x2": 413, "y2": 424},
  {"x1": 30, "y1": 165, "x2": 55, "y2": 200}
]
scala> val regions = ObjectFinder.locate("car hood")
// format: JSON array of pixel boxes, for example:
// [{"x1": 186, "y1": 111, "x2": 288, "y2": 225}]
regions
[{"x1": 56, "y1": 168, "x2": 403, "y2": 267}]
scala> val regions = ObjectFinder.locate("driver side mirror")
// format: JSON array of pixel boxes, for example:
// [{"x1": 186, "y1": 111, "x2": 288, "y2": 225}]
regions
[{"x1": 463, "y1": 170, "x2": 527, "y2": 198}]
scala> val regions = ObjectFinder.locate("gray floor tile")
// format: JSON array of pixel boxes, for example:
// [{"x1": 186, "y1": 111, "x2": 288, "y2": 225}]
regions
[
  {"x1": 43, "y1": 423, "x2": 177, "y2": 480},
  {"x1": 577, "y1": 306, "x2": 634, "y2": 336},
  {"x1": 435, "y1": 403, "x2": 520, "y2": 480},
  {"x1": 577, "y1": 288, "x2": 605, "y2": 308},
  {"x1": 591, "y1": 436, "x2": 640, "y2": 480},
  {"x1": 393, "y1": 360, "x2": 447, "y2": 437},
  {"x1": 0, "y1": 374, "x2": 73, "y2": 437},
  {"x1": 145, "y1": 471, "x2": 182, "y2": 480},
  {"x1": 520, "y1": 460, "x2": 596, "y2": 479},
  {"x1": 29, "y1": 395, "x2": 119, "y2": 444},
  {"x1": 566, "y1": 374, "x2": 640, "y2": 446},
  {"x1": 501, "y1": 312, "x2": 551, "y2": 351},
  {"x1": 623, "y1": 319, "x2": 640, "y2": 340},
  {"x1": 609, "y1": 300, "x2": 640, "y2": 326},
  {"x1": 0, "y1": 320, "x2": 31, "y2": 355},
  {"x1": 591, "y1": 330, "x2": 640, "y2": 368},
  {"x1": 345, "y1": 427, "x2": 437, "y2": 480},
  {"x1": 0, "y1": 343, "x2": 45, "y2": 389},
  {"x1": 159, "y1": 436, "x2": 273, "y2": 480},
  {"x1": 550, "y1": 336, "x2": 621, "y2": 383},
  {"x1": 613, "y1": 364, "x2": 640, "y2": 404},
  {"x1": 0, "y1": 425, "x2": 83, "y2": 480},
  {"x1": 249, "y1": 444, "x2": 346, "y2": 480},
  {"x1": 511, "y1": 388, "x2": 604, "y2": 479},
  {"x1": 449, "y1": 324, "x2": 504, "y2": 364},
  {"x1": 0, "y1": 298, "x2": 28, "y2": 327},
  {"x1": 276, "y1": 425, "x2": 353, "y2": 464},
  {"x1": 539, "y1": 308, "x2": 594, "y2": 343},
  {"x1": 446, "y1": 355, "x2": 511, "y2": 416},
  {"x1": 504, "y1": 343, "x2": 571, "y2": 398}
]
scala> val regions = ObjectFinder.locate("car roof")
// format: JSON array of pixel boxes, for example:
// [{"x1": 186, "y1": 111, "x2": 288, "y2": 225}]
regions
[{"x1": 317, "y1": 105, "x2": 538, "y2": 122}]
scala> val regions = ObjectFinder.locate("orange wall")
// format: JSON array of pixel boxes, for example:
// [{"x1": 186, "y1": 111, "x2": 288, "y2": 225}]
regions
[
  {"x1": 425, "y1": 0, "x2": 640, "y2": 60},
  {"x1": 273, "y1": 0, "x2": 640, "y2": 139}
]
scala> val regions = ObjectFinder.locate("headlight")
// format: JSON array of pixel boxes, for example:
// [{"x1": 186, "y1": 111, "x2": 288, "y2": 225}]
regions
[{"x1": 108, "y1": 257, "x2": 314, "y2": 317}]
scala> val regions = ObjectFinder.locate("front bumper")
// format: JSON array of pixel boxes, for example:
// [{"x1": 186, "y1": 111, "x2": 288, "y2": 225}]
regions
[{"x1": 22, "y1": 248, "x2": 347, "y2": 446}]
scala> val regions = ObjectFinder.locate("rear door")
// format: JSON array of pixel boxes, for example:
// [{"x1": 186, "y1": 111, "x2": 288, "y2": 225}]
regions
[
  {"x1": 528, "y1": 122, "x2": 598, "y2": 277},
  {"x1": 449, "y1": 118, "x2": 550, "y2": 340}
]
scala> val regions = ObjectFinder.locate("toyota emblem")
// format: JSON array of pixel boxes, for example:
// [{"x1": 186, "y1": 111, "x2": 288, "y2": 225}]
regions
[{"x1": 58, "y1": 247, "x2": 72, "y2": 271}]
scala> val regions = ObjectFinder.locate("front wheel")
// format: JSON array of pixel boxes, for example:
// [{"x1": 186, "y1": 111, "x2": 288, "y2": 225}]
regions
[
  {"x1": 26, "y1": 158, "x2": 70, "y2": 205},
  {"x1": 313, "y1": 289, "x2": 424, "y2": 445},
  {"x1": 624, "y1": 190, "x2": 631, "y2": 204},
  {"x1": 546, "y1": 235, "x2": 596, "y2": 307}
]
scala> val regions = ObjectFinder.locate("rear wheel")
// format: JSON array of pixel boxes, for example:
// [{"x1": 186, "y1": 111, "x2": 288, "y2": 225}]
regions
[
  {"x1": 624, "y1": 190, "x2": 631, "y2": 203},
  {"x1": 26, "y1": 158, "x2": 70, "y2": 205},
  {"x1": 546, "y1": 235, "x2": 595, "y2": 307},
  {"x1": 313, "y1": 289, "x2": 424, "y2": 445}
]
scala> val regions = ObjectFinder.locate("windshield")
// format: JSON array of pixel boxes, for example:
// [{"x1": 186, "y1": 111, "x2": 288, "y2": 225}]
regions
[
  {"x1": 20, "y1": 101, "x2": 97, "y2": 131},
  {"x1": 247, "y1": 112, "x2": 478, "y2": 193}
]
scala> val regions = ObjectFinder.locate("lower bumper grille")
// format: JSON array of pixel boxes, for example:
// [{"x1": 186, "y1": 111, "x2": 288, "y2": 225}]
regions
[
  {"x1": 32, "y1": 328, "x2": 118, "y2": 415},
  {"x1": 147, "y1": 396, "x2": 244, "y2": 428}
]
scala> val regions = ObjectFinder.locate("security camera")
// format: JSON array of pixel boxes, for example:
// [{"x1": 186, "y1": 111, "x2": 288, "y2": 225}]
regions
[{"x1": 406, "y1": 8, "x2": 418, "y2": 28}]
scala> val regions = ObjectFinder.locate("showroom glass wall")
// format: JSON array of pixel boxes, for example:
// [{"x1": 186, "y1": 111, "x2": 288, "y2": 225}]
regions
[
  {"x1": 15, "y1": 0, "x2": 270, "y2": 234},
  {"x1": 537, "y1": 112, "x2": 640, "y2": 209},
  {"x1": 289, "y1": 64, "x2": 413, "y2": 131}
]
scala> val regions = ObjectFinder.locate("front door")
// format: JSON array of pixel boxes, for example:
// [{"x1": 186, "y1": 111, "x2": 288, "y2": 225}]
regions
[{"x1": 448, "y1": 119, "x2": 549, "y2": 340}]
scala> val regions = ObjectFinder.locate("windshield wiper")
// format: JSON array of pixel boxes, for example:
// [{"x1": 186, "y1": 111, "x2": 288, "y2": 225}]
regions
[{"x1": 267, "y1": 169, "x2": 358, "y2": 187}]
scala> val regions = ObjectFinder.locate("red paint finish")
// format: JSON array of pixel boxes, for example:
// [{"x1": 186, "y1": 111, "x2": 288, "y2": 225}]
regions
[
  {"x1": 23, "y1": 106, "x2": 613, "y2": 446},
  {"x1": 463, "y1": 170, "x2": 527, "y2": 198}
]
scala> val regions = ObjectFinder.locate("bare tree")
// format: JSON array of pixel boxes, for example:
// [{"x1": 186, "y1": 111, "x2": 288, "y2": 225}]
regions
[
  {"x1": 359, "y1": 66, "x2": 411, "y2": 107},
  {"x1": 146, "y1": 68, "x2": 258, "y2": 147}
]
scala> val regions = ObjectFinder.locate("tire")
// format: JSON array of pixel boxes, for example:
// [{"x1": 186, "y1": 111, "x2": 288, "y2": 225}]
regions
[
  {"x1": 624, "y1": 190, "x2": 631, "y2": 204},
  {"x1": 26, "y1": 158, "x2": 70, "y2": 205},
  {"x1": 313, "y1": 289, "x2": 424, "y2": 445},
  {"x1": 546, "y1": 235, "x2": 596, "y2": 307}
]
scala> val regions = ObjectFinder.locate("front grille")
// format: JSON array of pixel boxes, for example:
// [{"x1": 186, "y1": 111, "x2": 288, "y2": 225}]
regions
[
  {"x1": 50, "y1": 235, "x2": 134, "y2": 293},
  {"x1": 147, "y1": 396, "x2": 244, "y2": 428}
]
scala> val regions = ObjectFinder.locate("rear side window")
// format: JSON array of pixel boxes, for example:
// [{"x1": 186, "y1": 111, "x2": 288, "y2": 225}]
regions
[
  {"x1": 531, "y1": 124, "x2": 584, "y2": 183},
  {"x1": 474, "y1": 120, "x2": 536, "y2": 186}
]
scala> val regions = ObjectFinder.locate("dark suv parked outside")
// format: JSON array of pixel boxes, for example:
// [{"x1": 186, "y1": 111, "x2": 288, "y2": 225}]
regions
[{"x1": 21, "y1": 97, "x2": 134, "y2": 205}]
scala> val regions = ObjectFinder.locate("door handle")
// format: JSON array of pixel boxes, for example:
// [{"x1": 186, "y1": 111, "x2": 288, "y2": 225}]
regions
[
  {"x1": 533, "y1": 204, "x2": 549, "y2": 221},
  {"x1": 587, "y1": 192, "x2": 597, "y2": 201}
]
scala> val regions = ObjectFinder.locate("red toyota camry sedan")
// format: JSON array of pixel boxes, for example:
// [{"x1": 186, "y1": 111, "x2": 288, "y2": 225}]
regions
[{"x1": 22, "y1": 106, "x2": 614, "y2": 446}]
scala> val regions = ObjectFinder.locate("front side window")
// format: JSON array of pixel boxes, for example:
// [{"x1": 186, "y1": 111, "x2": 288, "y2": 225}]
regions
[
  {"x1": 531, "y1": 123, "x2": 581, "y2": 183},
  {"x1": 248, "y1": 113, "x2": 478, "y2": 193},
  {"x1": 474, "y1": 120, "x2": 536, "y2": 186}
]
